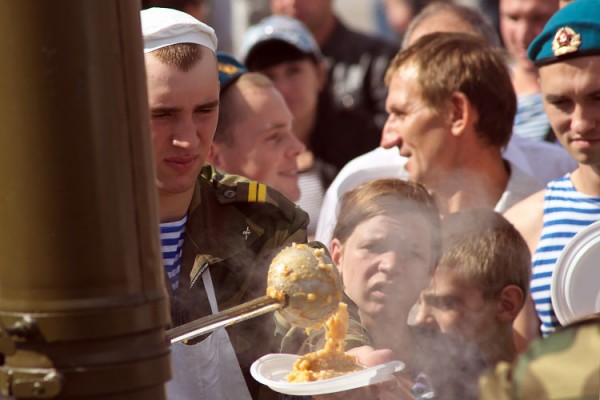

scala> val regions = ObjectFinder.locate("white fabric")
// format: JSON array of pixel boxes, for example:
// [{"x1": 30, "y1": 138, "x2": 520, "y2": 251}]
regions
[
  {"x1": 167, "y1": 269, "x2": 252, "y2": 400},
  {"x1": 297, "y1": 168, "x2": 326, "y2": 238},
  {"x1": 504, "y1": 135, "x2": 577, "y2": 186},
  {"x1": 494, "y1": 162, "x2": 544, "y2": 213},
  {"x1": 315, "y1": 136, "x2": 570, "y2": 245},
  {"x1": 141, "y1": 7, "x2": 217, "y2": 54},
  {"x1": 315, "y1": 146, "x2": 408, "y2": 247}
]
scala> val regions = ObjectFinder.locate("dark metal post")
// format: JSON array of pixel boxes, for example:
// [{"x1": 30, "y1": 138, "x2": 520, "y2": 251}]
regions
[{"x1": 0, "y1": 0, "x2": 171, "y2": 398}]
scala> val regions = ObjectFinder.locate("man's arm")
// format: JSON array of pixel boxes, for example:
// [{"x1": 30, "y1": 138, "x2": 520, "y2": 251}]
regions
[{"x1": 504, "y1": 189, "x2": 546, "y2": 352}]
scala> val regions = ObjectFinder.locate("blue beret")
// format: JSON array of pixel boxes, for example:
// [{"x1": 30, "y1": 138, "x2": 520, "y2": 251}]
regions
[
  {"x1": 217, "y1": 52, "x2": 248, "y2": 92},
  {"x1": 528, "y1": 0, "x2": 600, "y2": 66}
]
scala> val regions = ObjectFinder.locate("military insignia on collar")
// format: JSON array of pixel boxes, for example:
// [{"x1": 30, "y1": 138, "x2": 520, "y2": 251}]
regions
[
  {"x1": 552, "y1": 27, "x2": 581, "y2": 56},
  {"x1": 242, "y1": 226, "x2": 251, "y2": 240}
]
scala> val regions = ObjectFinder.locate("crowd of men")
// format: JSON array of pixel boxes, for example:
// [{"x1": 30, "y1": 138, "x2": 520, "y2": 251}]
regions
[{"x1": 138, "y1": 0, "x2": 599, "y2": 399}]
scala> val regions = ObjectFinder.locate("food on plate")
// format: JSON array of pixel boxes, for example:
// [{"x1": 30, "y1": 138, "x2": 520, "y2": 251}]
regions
[{"x1": 287, "y1": 302, "x2": 362, "y2": 382}]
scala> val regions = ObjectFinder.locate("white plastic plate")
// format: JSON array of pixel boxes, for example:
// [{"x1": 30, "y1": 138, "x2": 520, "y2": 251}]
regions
[
  {"x1": 250, "y1": 353, "x2": 405, "y2": 396},
  {"x1": 551, "y1": 220, "x2": 600, "y2": 325}
]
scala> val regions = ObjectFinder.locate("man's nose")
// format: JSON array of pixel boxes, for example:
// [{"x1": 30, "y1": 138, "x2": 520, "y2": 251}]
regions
[
  {"x1": 287, "y1": 132, "x2": 306, "y2": 156},
  {"x1": 413, "y1": 302, "x2": 437, "y2": 329},
  {"x1": 571, "y1": 104, "x2": 598, "y2": 135},
  {"x1": 516, "y1": 20, "x2": 536, "y2": 47},
  {"x1": 377, "y1": 251, "x2": 398, "y2": 273},
  {"x1": 380, "y1": 117, "x2": 402, "y2": 149},
  {"x1": 172, "y1": 117, "x2": 200, "y2": 149}
]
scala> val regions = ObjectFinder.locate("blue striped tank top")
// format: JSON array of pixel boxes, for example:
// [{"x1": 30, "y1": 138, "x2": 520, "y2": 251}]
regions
[
  {"x1": 532, "y1": 175, "x2": 600, "y2": 335},
  {"x1": 160, "y1": 214, "x2": 188, "y2": 291}
]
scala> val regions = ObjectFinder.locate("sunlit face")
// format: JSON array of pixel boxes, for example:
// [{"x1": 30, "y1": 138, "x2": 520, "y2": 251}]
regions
[
  {"x1": 380, "y1": 66, "x2": 454, "y2": 187},
  {"x1": 145, "y1": 52, "x2": 219, "y2": 197},
  {"x1": 415, "y1": 266, "x2": 498, "y2": 345},
  {"x1": 332, "y1": 212, "x2": 435, "y2": 322},
  {"x1": 257, "y1": 59, "x2": 323, "y2": 127},
  {"x1": 539, "y1": 57, "x2": 600, "y2": 166},
  {"x1": 499, "y1": 0, "x2": 558, "y2": 67},
  {"x1": 270, "y1": 0, "x2": 332, "y2": 33},
  {"x1": 209, "y1": 85, "x2": 304, "y2": 200}
]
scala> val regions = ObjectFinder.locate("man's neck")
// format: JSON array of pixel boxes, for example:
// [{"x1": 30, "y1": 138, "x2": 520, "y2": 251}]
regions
[
  {"x1": 512, "y1": 60, "x2": 541, "y2": 96},
  {"x1": 481, "y1": 327, "x2": 517, "y2": 367},
  {"x1": 571, "y1": 165, "x2": 600, "y2": 197},
  {"x1": 434, "y1": 150, "x2": 509, "y2": 216},
  {"x1": 159, "y1": 189, "x2": 194, "y2": 223}
]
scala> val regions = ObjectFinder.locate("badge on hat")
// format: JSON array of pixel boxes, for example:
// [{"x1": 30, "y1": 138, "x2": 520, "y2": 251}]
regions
[
  {"x1": 552, "y1": 27, "x2": 581, "y2": 56},
  {"x1": 219, "y1": 62, "x2": 240, "y2": 76}
]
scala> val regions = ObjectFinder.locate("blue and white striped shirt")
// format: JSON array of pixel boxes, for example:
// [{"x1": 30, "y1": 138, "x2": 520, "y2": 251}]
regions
[
  {"x1": 532, "y1": 175, "x2": 600, "y2": 335},
  {"x1": 160, "y1": 215, "x2": 188, "y2": 292}
]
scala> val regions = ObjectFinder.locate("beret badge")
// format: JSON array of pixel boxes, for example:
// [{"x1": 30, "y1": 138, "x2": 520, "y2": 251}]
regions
[
  {"x1": 219, "y1": 63, "x2": 240, "y2": 75},
  {"x1": 552, "y1": 27, "x2": 581, "y2": 56}
]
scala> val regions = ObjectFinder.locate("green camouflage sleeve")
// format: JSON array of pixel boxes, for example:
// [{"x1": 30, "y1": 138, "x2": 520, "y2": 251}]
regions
[{"x1": 480, "y1": 316, "x2": 600, "y2": 400}]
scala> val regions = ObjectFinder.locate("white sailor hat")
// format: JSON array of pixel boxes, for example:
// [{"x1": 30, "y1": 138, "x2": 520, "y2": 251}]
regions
[{"x1": 141, "y1": 7, "x2": 217, "y2": 54}]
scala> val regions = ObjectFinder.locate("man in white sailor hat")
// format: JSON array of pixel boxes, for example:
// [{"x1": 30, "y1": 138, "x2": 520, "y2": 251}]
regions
[{"x1": 140, "y1": 8, "x2": 309, "y2": 399}]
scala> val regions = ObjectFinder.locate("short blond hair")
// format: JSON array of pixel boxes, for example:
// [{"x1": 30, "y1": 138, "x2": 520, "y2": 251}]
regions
[
  {"x1": 214, "y1": 72, "x2": 275, "y2": 145},
  {"x1": 152, "y1": 43, "x2": 207, "y2": 72},
  {"x1": 439, "y1": 208, "x2": 531, "y2": 301},
  {"x1": 385, "y1": 32, "x2": 515, "y2": 148}
]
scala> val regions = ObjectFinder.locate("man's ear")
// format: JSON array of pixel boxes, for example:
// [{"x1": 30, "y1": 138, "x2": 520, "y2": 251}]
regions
[
  {"x1": 206, "y1": 142, "x2": 223, "y2": 168},
  {"x1": 496, "y1": 285, "x2": 525, "y2": 323},
  {"x1": 329, "y1": 238, "x2": 344, "y2": 276},
  {"x1": 448, "y1": 92, "x2": 477, "y2": 137}
]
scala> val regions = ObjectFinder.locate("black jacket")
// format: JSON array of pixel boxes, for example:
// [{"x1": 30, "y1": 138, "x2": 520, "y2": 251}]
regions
[{"x1": 313, "y1": 19, "x2": 399, "y2": 170}]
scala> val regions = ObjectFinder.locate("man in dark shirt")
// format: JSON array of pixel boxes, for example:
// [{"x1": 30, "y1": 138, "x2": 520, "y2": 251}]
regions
[{"x1": 271, "y1": 0, "x2": 399, "y2": 148}]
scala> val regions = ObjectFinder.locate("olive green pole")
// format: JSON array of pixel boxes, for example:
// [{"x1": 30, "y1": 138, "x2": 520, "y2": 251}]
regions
[{"x1": 0, "y1": 1, "x2": 171, "y2": 398}]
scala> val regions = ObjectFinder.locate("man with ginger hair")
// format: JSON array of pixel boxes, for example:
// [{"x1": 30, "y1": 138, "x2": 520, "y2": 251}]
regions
[
  {"x1": 141, "y1": 7, "x2": 308, "y2": 399},
  {"x1": 415, "y1": 208, "x2": 531, "y2": 367},
  {"x1": 378, "y1": 32, "x2": 541, "y2": 216},
  {"x1": 314, "y1": 1, "x2": 575, "y2": 247}
]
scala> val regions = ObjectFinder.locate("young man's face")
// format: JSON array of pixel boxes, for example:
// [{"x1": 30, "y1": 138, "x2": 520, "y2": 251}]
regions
[
  {"x1": 256, "y1": 59, "x2": 323, "y2": 127},
  {"x1": 209, "y1": 85, "x2": 304, "y2": 201},
  {"x1": 145, "y1": 51, "x2": 219, "y2": 197},
  {"x1": 499, "y1": 0, "x2": 558, "y2": 68},
  {"x1": 539, "y1": 57, "x2": 600, "y2": 166},
  {"x1": 331, "y1": 212, "x2": 435, "y2": 322},
  {"x1": 414, "y1": 266, "x2": 498, "y2": 345},
  {"x1": 380, "y1": 65, "x2": 454, "y2": 188}
]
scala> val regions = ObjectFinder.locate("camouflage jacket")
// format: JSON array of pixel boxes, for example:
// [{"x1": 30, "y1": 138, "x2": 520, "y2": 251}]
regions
[
  {"x1": 479, "y1": 315, "x2": 600, "y2": 400},
  {"x1": 169, "y1": 164, "x2": 309, "y2": 399}
]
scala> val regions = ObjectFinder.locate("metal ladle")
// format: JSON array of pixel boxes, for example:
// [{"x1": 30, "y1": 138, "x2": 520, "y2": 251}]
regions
[{"x1": 166, "y1": 243, "x2": 342, "y2": 344}]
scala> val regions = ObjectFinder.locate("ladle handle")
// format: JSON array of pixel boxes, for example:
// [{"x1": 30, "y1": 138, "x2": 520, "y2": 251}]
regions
[{"x1": 166, "y1": 296, "x2": 284, "y2": 344}]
